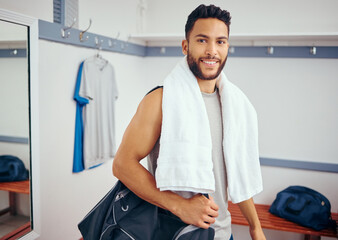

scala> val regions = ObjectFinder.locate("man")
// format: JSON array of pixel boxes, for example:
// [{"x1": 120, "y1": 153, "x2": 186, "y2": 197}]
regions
[{"x1": 113, "y1": 4, "x2": 266, "y2": 240}]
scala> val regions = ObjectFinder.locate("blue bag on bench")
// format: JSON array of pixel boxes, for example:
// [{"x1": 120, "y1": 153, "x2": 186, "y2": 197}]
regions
[
  {"x1": 269, "y1": 185, "x2": 336, "y2": 231},
  {"x1": 0, "y1": 155, "x2": 29, "y2": 182}
]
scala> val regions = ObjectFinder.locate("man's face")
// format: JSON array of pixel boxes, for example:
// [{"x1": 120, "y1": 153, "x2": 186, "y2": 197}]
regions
[{"x1": 182, "y1": 18, "x2": 229, "y2": 81}]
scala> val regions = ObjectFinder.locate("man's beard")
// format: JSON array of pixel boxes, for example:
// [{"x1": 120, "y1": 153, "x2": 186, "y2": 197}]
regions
[{"x1": 187, "y1": 50, "x2": 227, "y2": 81}]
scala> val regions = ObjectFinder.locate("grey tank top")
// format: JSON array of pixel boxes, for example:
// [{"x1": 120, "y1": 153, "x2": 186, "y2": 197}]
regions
[{"x1": 147, "y1": 88, "x2": 232, "y2": 240}]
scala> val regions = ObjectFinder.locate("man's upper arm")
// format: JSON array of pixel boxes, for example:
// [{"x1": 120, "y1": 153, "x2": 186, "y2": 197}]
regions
[{"x1": 116, "y1": 88, "x2": 163, "y2": 162}]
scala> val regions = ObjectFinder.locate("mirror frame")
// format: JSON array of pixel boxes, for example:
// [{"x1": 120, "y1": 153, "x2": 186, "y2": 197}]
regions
[{"x1": 0, "y1": 8, "x2": 40, "y2": 239}]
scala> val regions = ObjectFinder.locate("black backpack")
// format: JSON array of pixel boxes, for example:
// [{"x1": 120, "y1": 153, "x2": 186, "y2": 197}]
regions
[{"x1": 0, "y1": 155, "x2": 29, "y2": 182}]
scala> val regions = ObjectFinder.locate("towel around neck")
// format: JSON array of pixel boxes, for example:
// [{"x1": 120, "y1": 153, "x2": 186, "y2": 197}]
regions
[{"x1": 155, "y1": 57, "x2": 262, "y2": 203}]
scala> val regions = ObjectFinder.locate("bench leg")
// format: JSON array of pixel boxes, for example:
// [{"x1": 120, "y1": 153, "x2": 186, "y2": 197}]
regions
[
  {"x1": 304, "y1": 235, "x2": 320, "y2": 240},
  {"x1": 9, "y1": 192, "x2": 17, "y2": 215}
]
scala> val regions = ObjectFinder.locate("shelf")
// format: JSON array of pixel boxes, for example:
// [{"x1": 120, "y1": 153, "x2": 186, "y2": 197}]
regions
[{"x1": 130, "y1": 32, "x2": 338, "y2": 47}]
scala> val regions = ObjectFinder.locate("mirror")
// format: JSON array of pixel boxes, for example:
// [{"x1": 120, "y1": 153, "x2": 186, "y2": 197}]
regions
[
  {"x1": 0, "y1": 19, "x2": 31, "y2": 238},
  {"x1": 0, "y1": 9, "x2": 40, "y2": 239}
]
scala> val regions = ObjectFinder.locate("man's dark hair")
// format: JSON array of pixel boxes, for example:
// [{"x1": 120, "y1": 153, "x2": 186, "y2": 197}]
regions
[{"x1": 185, "y1": 4, "x2": 231, "y2": 39}]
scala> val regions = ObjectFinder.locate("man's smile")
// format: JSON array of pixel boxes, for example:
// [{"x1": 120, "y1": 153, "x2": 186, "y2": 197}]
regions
[{"x1": 200, "y1": 58, "x2": 219, "y2": 67}]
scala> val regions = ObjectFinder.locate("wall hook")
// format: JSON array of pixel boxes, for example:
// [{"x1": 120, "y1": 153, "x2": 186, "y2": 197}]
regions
[
  {"x1": 160, "y1": 47, "x2": 166, "y2": 54},
  {"x1": 10, "y1": 49, "x2": 18, "y2": 55},
  {"x1": 61, "y1": 18, "x2": 77, "y2": 38},
  {"x1": 229, "y1": 46, "x2": 235, "y2": 54},
  {"x1": 267, "y1": 46, "x2": 274, "y2": 55},
  {"x1": 121, "y1": 34, "x2": 130, "y2": 50},
  {"x1": 95, "y1": 36, "x2": 104, "y2": 49},
  {"x1": 95, "y1": 36, "x2": 104, "y2": 57},
  {"x1": 109, "y1": 32, "x2": 120, "y2": 48},
  {"x1": 79, "y1": 19, "x2": 92, "y2": 42},
  {"x1": 310, "y1": 46, "x2": 317, "y2": 55}
]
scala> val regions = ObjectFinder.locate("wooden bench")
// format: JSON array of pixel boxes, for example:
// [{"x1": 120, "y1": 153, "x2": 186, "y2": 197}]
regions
[
  {"x1": 0, "y1": 180, "x2": 31, "y2": 239},
  {"x1": 228, "y1": 201, "x2": 338, "y2": 240},
  {"x1": 0, "y1": 180, "x2": 30, "y2": 216}
]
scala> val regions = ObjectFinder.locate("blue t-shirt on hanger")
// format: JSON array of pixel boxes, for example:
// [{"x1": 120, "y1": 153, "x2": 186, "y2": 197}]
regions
[{"x1": 73, "y1": 61, "x2": 88, "y2": 173}]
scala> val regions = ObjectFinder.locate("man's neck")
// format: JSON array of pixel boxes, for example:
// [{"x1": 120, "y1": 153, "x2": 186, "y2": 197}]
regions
[{"x1": 196, "y1": 78, "x2": 217, "y2": 93}]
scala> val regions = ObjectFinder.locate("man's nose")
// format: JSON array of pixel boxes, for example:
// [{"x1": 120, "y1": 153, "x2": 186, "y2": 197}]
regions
[{"x1": 205, "y1": 42, "x2": 217, "y2": 57}]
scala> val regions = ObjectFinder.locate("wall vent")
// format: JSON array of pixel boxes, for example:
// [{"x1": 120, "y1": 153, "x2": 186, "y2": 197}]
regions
[{"x1": 53, "y1": 0, "x2": 78, "y2": 28}]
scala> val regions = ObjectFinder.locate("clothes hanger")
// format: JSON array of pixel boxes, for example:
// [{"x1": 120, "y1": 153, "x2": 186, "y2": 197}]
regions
[
  {"x1": 94, "y1": 37, "x2": 108, "y2": 70},
  {"x1": 95, "y1": 36, "x2": 103, "y2": 58}
]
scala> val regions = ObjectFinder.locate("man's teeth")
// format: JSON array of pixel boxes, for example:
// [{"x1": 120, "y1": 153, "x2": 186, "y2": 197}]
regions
[{"x1": 203, "y1": 60, "x2": 216, "y2": 64}]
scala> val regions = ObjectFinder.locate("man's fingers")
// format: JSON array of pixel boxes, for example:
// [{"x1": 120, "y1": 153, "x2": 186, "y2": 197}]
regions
[
  {"x1": 209, "y1": 196, "x2": 219, "y2": 211},
  {"x1": 207, "y1": 208, "x2": 219, "y2": 218},
  {"x1": 198, "y1": 221, "x2": 212, "y2": 229},
  {"x1": 204, "y1": 215, "x2": 216, "y2": 224}
]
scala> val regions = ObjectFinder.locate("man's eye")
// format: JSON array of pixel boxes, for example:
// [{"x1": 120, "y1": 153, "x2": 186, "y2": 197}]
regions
[
  {"x1": 217, "y1": 40, "x2": 226, "y2": 44},
  {"x1": 198, "y1": 39, "x2": 206, "y2": 43}
]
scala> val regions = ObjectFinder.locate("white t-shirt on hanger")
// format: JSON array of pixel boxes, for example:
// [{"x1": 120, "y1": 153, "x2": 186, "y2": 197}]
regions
[{"x1": 79, "y1": 56, "x2": 118, "y2": 169}]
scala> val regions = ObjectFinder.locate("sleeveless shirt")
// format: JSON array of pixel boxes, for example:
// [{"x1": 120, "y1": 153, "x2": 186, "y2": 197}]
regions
[{"x1": 147, "y1": 88, "x2": 232, "y2": 240}]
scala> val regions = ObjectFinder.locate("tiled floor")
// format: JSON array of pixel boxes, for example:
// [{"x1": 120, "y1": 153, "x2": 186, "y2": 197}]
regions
[{"x1": 0, "y1": 213, "x2": 30, "y2": 238}]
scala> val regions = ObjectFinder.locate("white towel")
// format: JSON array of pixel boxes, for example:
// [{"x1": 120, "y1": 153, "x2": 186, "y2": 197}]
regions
[{"x1": 155, "y1": 57, "x2": 263, "y2": 203}]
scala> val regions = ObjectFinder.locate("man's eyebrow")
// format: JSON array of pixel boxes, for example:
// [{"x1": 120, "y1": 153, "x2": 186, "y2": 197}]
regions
[
  {"x1": 217, "y1": 36, "x2": 229, "y2": 40},
  {"x1": 194, "y1": 34, "x2": 209, "y2": 38},
  {"x1": 194, "y1": 34, "x2": 228, "y2": 40}
]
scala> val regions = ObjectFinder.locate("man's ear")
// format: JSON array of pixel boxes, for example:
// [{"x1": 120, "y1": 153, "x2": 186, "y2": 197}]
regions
[{"x1": 182, "y1": 40, "x2": 188, "y2": 55}]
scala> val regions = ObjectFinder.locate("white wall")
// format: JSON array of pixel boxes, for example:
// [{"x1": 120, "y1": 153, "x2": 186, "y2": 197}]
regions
[
  {"x1": 0, "y1": 21, "x2": 27, "y2": 42},
  {"x1": 145, "y1": 0, "x2": 338, "y2": 34},
  {"x1": 0, "y1": 0, "x2": 53, "y2": 22},
  {"x1": 1, "y1": 0, "x2": 337, "y2": 239},
  {"x1": 226, "y1": 57, "x2": 338, "y2": 164},
  {"x1": 78, "y1": 0, "x2": 143, "y2": 39},
  {"x1": 0, "y1": 58, "x2": 29, "y2": 137}
]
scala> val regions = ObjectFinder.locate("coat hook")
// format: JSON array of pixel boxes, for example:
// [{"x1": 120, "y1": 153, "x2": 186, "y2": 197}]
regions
[
  {"x1": 267, "y1": 46, "x2": 274, "y2": 55},
  {"x1": 79, "y1": 19, "x2": 92, "y2": 42},
  {"x1": 109, "y1": 32, "x2": 120, "y2": 48},
  {"x1": 160, "y1": 47, "x2": 166, "y2": 54},
  {"x1": 95, "y1": 36, "x2": 104, "y2": 49},
  {"x1": 10, "y1": 49, "x2": 18, "y2": 55},
  {"x1": 310, "y1": 46, "x2": 317, "y2": 55},
  {"x1": 121, "y1": 34, "x2": 131, "y2": 50},
  {"x1": 95, "y1": 36, "x2": 104, "y2": 58},
  {"x1": 61, "y1": 18, "x2": 77, "y2": 38},
  {"x1": 229, "y1": 46, "x2": 235, "y2": 54}
]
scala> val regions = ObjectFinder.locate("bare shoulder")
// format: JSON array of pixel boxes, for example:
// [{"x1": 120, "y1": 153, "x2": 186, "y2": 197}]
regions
[
  {"x1": 114, "y1": 87, "x2": 163, "y2": 162},
  {"x1": 141, "y1": 87, "x2": 163, "y2": 107},
  {"x1": 136, "y1": 87, "x2": 163, "y2": 121}
]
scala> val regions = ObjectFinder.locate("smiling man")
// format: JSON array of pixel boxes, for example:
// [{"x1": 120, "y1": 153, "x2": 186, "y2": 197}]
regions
[
  {"x1": 184, "y1": 18, "x2": 229, "y2": 85},
  {"x1": 113, "y1": 4, "x2": 266, "y2": 240}
]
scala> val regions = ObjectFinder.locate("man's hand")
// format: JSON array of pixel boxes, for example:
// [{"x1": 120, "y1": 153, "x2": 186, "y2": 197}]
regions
[
  {"x1": 173, "y1": 194, "x2": 219, "y2": 229},
  {"x1": 250, "y1": 227, "x2": 266, "y2": 240}
]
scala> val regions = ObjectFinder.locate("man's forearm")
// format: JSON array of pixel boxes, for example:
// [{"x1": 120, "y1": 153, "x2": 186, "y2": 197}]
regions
[
  {"x1": 237, "y1": 198, "x2": 266, "y2": 240},
  {"x1": 237, "y1": 198, "x2": 261, "y2": 229}
]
